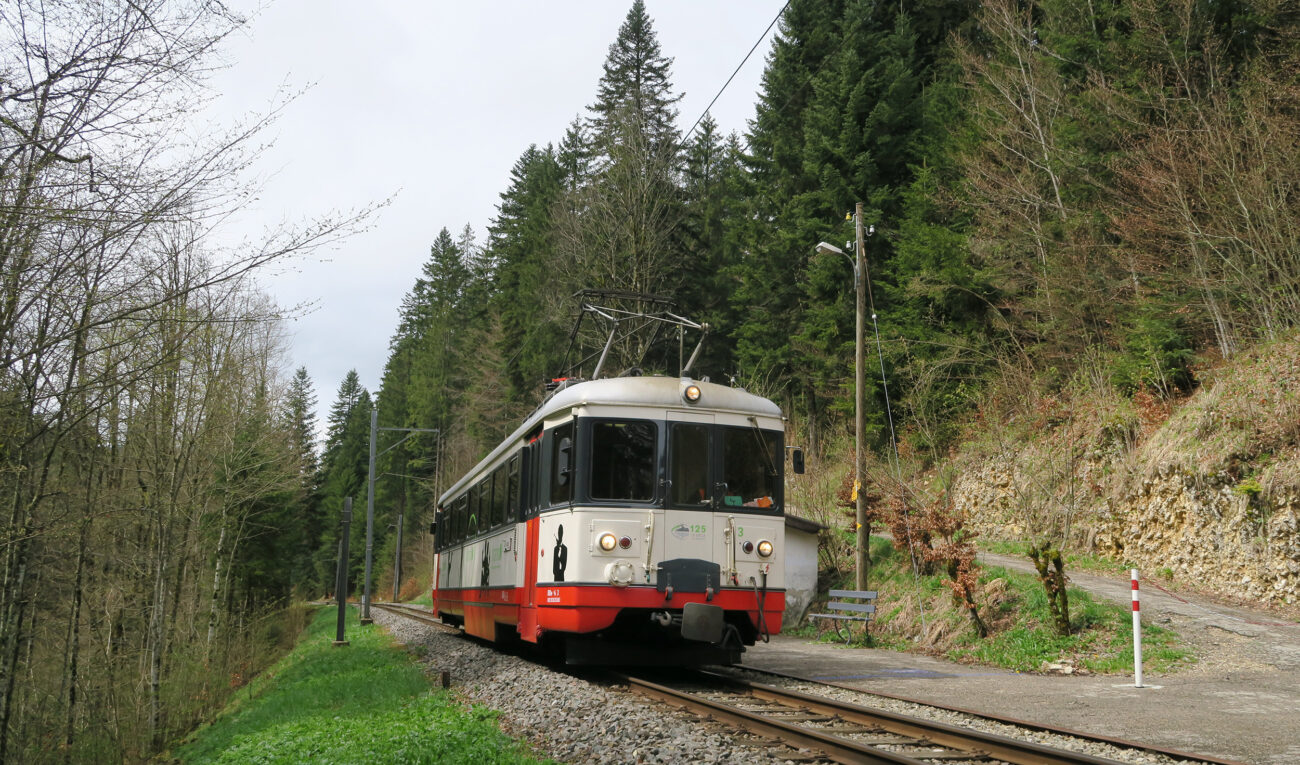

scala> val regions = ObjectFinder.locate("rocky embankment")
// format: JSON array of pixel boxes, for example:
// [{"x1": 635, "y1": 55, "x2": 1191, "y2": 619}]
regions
[{"x1": 950, "y1": 337, "x2": 1300, "y2": 607}]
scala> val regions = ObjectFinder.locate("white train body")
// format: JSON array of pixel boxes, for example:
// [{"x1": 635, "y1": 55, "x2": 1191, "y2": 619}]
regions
[{"x1": 432, "y1": 375, "x2": 788, "y2": 664}]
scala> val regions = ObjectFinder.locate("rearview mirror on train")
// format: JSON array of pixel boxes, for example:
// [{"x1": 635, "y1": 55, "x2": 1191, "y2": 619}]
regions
[
  {"x1": 429, "y1": 521, "x2": 437, "y2": 535},
  {"x1": 791, "y1": 448, "x2": 805, "y2": 474}
]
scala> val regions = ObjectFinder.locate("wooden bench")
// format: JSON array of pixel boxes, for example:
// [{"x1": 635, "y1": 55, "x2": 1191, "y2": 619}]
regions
[{"x1": 809, "y1": 589, "x2": 877, "y2": 642}]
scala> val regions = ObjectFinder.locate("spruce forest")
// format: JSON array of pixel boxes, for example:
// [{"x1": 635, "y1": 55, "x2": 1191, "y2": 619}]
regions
[{"x1": 4, "y1": 0, "x2": 1300, "y2": 761}]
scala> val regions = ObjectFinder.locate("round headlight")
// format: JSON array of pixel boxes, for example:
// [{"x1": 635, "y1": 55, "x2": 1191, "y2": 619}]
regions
[
  {"x1": 598, "y1": 533, "x2": 617, "y2": 552},
  {"x1": 619, "y1": 536, "x2": 633, "y2": 549},
  {"x1": 757, "y1": 540, "x2": 774, "y2": 558},
  {"x1": 683, "y1": 384, "x2": 701, "y2": 403},
  {"x1": 742, "y1": 540, "x2": 754, "y2": 555}
]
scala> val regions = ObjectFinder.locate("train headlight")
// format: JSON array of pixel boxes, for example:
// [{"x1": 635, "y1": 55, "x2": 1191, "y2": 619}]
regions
[
  {"x1": 757, "y1": 540, "x2": 774, "y2": 558},
  {"x1": 683, "y1": 384, "x2": 701, "y2": 403},
  {"x1": 598, "y1": 533, "x2": 618, "y2": 552}
]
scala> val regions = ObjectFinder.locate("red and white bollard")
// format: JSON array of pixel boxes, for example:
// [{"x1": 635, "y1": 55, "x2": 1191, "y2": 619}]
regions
[{"x1": 1131, "y1": 568, "x2": 1144, "y2": 688}]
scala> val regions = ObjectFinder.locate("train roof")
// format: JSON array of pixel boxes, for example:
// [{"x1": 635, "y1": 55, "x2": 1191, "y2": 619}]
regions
[{"x1": 439, "y1": 376, "x2": 782, "y2": 503}]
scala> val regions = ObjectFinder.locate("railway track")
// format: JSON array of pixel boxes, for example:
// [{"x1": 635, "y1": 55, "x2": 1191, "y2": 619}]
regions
[
  {"x1": 372, "y1": 604, "x2": 1239, "y2": 765},
  {"x1": 370, "y1": 602, "x2": 461, "y2": 634},
  {"x1": 720, "y1": 665, "x2": 1244, "y2": 765},
  {"x1": 617, "y1": 668, "x2": 1136, "y2": 765}
]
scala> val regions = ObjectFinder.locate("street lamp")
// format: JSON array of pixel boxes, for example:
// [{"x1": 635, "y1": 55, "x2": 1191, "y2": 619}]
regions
[{"x1": 815, "y1": 205, "x2": 874, "y2": 592}]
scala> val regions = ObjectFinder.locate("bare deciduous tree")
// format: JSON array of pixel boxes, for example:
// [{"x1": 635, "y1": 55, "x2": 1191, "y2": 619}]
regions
[{"x1": 0, "y1": 2, "x2": 376, "y2": 760}]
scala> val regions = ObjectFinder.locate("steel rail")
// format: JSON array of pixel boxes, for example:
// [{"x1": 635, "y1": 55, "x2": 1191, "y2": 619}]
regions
[
  {"x1": 370, "y1": 602, "x2": 462, "y2": 635},
  {"x1": 619, "y1": 672, "x2": 936, "y2": 764},
  {"x1": 620, "y1": 670, "x2": 1132, "y2": 765},
  {"x1": 730, "y1": 665, "x2": 1245, "y2": 765}
]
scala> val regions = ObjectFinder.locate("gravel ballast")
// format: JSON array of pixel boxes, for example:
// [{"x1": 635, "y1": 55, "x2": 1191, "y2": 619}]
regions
[{"x1": 371, "y1": 610, "x2": 798, "y2": 764}]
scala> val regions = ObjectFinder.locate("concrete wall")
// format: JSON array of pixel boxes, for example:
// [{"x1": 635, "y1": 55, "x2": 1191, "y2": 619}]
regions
[{"x1": 783, "y1": 524, "x2": 820, "y2": 627}]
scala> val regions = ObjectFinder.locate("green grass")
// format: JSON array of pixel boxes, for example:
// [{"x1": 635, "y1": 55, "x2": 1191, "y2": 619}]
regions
[
  {"x1": 946, "y1": 565, "x2": 1188, "y2": 673},
  {"x1": 178, "y1": 607, "x2": 549, "y2": 764},
  {"x1": 805, "y1": 535, "x2": 1191, "y2": 675}
]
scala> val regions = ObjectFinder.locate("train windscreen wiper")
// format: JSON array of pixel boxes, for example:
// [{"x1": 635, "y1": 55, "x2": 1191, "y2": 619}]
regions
[{"x1": 747, "y1": 417, "x2": 779, "y2": 477}]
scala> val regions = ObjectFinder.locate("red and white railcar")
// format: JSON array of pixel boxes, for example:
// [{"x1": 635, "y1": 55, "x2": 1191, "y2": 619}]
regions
[{"x1": 431, "y1": 374, "x2": 791, "y2": 665}]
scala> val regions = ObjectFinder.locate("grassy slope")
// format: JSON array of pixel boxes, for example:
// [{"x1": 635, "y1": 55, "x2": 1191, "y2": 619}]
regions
[
  {"x1": 178, "y1": 607, "x2": 548, "y2": 765},
  {"x1": 798, "y1": 536, "x2": 1189, "y2": 674}
]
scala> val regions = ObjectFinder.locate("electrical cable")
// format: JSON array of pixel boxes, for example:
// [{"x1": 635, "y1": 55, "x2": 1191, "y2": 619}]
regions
[
  {"x1": 860, "y1": 218, "x2": 929, "y2": 635},
  {"x1": 681, "y1": 1, "x2": 791, "y2": 142}
]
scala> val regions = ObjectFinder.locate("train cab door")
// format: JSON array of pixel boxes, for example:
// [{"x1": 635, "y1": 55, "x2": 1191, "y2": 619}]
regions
[
  {"x1": 664, "y1": 412, "x2": 715, "y2": 566},
  {"x1": 522, "y1": 440, "x2": 540, "y2": 608},
  {"x1": 518, "y1": 438, "x2": 542, "y2": 642}
]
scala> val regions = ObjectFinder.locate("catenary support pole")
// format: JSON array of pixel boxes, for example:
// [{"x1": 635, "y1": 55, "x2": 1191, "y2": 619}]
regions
[
  {"x1": 392, "y1": 512, "x2": 404, "y2": 602},
  {"x1": 1132, "y1": 568, "x2": 1143, "y2": 688},
  {"x1": 361, "y1": 407, "x2": 377, "y2": 625},
  {"x1": 334, "y1": 498, "x2": 353, "y2": 646},
  {"x1": 855, "y1": 202, "x2": 869, "y2": 593}
]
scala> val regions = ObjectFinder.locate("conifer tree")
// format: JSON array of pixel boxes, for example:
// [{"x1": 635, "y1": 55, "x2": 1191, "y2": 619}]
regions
[
  {"x1": 679, "y1": 120, "x2": 747, "y2": 378},
  {"x1": 316, "y1": 375, "x2": 373, "y2": 594},
  {"x1": 322, "y1": 369, "x2": 366, "y2": 475},
  {"x1": 489, "y1": 144, "x2": 568, "y2": 402},
  {"x1": 730, "y1": 0, "x2": 846, "y2": 416},
  {"x1": 557, "y1": 117, "x2": 593, "y2": 194},
  {"x1": 282, "y1": 366, "x2": 322, "y2": 593},
  {"x1": 284, "y1": 367, "x2": 319, "y2": 482},
  {"x1": 588, "y1": 0, "x2": 683, "y2": 155}
]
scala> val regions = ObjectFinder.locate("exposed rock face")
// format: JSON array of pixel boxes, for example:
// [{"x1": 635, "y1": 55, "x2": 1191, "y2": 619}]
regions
[
  {"x1": 1097, "y1": 473, "x2": 1299, "y2": 604},
  {"x1": 942, "y1": 337, "x2": 1300, "y2": 607},
  {"x1": 950, "y1": 451, "x2": 1300, "y2": 606}
]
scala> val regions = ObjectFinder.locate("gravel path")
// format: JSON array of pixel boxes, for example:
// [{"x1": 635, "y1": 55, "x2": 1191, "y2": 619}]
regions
[{"x1": 976, "y1": 550, "x2": 1300, "y2": 675}]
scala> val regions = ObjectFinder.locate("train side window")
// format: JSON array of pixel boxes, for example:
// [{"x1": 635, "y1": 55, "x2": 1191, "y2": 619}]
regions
[
  {"x1": 506, "y1": 455, "x2": 519, "y2": 524},
  {"x1": 462, "y1": 491, "x2": 473, "y2": 541},
  {"x1": 475, "y1": 481, "x2": 488, "y2": 536},
  {"x1": 492, "y1": 465, "x2": 507, "y2": 528},
  {"x1": 590, "y1": 419, "x2": 657, "y2": 501},
  {"x1": 550, "y1": 421, "x2": 574, "y2": 506}
]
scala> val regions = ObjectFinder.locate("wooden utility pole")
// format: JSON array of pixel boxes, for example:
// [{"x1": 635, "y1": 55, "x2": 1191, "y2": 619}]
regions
[
  {"x1": 361, "y1": 408, "x2": 377, "y2": 625},
  {"x1": 854, "y1": 202, "x2": 870, "y2": 591},
  {"x1": 334, "y1": 498, "x2": 353, "y2": 647}
]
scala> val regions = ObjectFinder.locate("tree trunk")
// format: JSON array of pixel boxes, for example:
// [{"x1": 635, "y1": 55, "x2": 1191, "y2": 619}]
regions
[
  {"x1": 63, "y1": 516, "x2": 91, "y2": 763},
  {"x1": 1029, "y1": 541, "x2": 1071, "y2": 636},
  {"x1": 0, "y1": 496, "x2": 33, "y2": 764}
]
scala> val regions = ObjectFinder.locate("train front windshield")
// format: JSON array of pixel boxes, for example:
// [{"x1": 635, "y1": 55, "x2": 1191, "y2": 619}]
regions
[
  {"x1": 590, "y1": 420, "x2": 657, "y2": 500},
  {"x1": 666, "y1": 421, "x2": 783, "y2": 511},
  {"x1": 721, "y1": 427, "x2": 781, "y2": 508}
]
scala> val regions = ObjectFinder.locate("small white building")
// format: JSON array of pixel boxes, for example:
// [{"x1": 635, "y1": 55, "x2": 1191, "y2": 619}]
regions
[{"x1": 782, "y1": 514, "x2": 826, "y2": 628}]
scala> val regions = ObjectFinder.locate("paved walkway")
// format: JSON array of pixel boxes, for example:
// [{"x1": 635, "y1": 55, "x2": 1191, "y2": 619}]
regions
[{"x1": 745, "y1": 554, "x2": 1300, "y2": 765}]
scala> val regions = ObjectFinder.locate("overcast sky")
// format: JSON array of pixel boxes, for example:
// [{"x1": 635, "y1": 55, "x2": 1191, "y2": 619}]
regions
[{"x1": 208, "y1": 1, "x2": 786, "y2": 434}]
